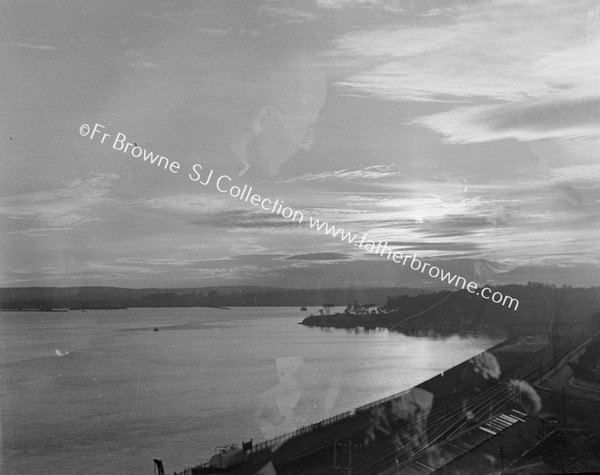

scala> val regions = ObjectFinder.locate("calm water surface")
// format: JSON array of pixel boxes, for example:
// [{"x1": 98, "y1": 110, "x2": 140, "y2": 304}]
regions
[{"x1": 0, "y1": 307, "x2": 501, "y2": 474}]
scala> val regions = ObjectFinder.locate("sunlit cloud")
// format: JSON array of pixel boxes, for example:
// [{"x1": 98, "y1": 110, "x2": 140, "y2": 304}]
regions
[
  {"x1": 546, "y1": 163, "x2": 600, "y2": 183},
  {"x1": 315, "y1": 0, "x2": 388, "y2": 10},
  {"x1": 141, "y1": 11, "x2": 183, "y2": 23},
  {"x1": 4, "y1": 0, "x2": 600, "y2": 288},
  {"x1": 9, "y1": 42, "x2": 58, "y2": 51},
  {"x1": 0, "y1": 174, "x2": 118, "y2": 227},
  {"x1": 196, "y1": 28, "x2": 230, "y2": 36},
  {"x1": 260, "y1": 5, "x2": 317, "y2": 23},
  {"x1": 286, "y1": 252, "x2": 350, "y2": 260},
  {"x1": 137, "y1": 193, "x2": 302, "y2": 228},
  {"x1": 137, "y1": 194, "x2": 240, "y2": 214},
  {"x1": 330, "y1": 0, "x2": 600, "y2": 143},
  {"x1": 280, "y1": 164, "x2": 402, "y2": 182},
  {"x1": 413, "y1": 96, "x2": 600, "y2": 144}
]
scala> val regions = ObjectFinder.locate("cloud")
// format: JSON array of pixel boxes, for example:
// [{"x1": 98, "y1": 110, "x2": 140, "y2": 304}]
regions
[
  {"x1": 387, "y1": 241, "x2": 480, "y2": 253},
  {"x1": 260, "y1": 5, "x2": 317, "y2": 23},
  {"x1": 196, "y1": 28, "x2": 230, "y2": 36},
  {"x1": 286, "y1": 252, "x2": 350, "y2": 260},
  {"x1": 229, "y1": 253, "x2": 289, "y2": 260},
  {"x1": 119, "y1": 48, "x2": 160, "y2": 69},
  {"x1": 138, "y1": 193, "x2": 248, "y2": 216},
  {"x1": 332, "y1": 28, "x2": 458, "y2": 61},
  {"x1": 280, "y1": 164, "x2": 401, "y2": 182},
  {"x1": 315, "y1": 0, "x2": 386, "y2": 10},
  {"x1": 9, "y1": 42, "x2": 58, "y2": 51},
  {"x1": 0, "y1": 174, "x2": 118, "y2": 227},
  {"x1": 131, "y1": 60, "x2": 160, "y2": 69},
  {"x1": 546, "y1": 163, "x2": 600, "y2": 183},
  {"x1": 190, "y1": 212, "x2": 300, "y2": 229},
  {"x1": 290, "y1": 169, "x2": 600, "y2": 268},
  {"x1": 141, "y1": 11, "x2": 183, "y2": 23},
  {"x1": 138, "y1": 194, "x2": 300, "y2": 228},
  {"x1": 7, "y1": 227, "x2": 75, "y2": 237},
  {"x1": 330, "y1": 0, "x2": 600, "y2": 142},
  {"x1": 413, "y1": 96, "x2": 600, "y2": 144}
]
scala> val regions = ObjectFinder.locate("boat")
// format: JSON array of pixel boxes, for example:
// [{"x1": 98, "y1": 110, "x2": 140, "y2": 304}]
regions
[{"x1": 300, "y1": 306, "x2": 307, "y2": 311}]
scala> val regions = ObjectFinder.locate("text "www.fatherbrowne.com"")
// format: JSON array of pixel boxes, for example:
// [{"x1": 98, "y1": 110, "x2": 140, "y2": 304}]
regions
[
  {"x1": 80, "y1": 122, "x2": 519, "y2": 311},
  {"x1": 305, "y1": 219, "x2": 519, "y2": 310}
]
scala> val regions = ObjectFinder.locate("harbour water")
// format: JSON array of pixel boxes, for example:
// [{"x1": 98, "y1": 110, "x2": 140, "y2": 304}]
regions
[{"x1": 0, "y1": 307, "x2": 501, "y2": 474}]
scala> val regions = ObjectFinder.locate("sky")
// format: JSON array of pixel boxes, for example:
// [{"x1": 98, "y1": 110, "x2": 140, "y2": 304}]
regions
[{"x1": 1, "y1": 0, "x2": 599, "y2": 289}]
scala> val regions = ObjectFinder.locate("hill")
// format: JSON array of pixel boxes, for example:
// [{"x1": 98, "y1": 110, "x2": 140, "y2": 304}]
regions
[{"x1": 0, "y1": 285, "x2": 427, "y2": 310}]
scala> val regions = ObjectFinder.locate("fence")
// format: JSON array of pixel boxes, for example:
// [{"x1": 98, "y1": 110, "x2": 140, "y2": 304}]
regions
[
  {"x1": 247, "y1": 387, "x2": 414, "y2": 455},
  {"x1": 175, "y1": 386, "x2": 415, "y2": 474},
  {"x1": 176, "y1": 333, "x2": 598, "y2": 475},
  {"x1": 247, "y1": 409, "x2": 354, "y2": 454}
]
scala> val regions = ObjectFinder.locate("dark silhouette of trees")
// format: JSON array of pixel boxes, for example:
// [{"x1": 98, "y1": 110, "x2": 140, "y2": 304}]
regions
[{"x1": 322, "y1": 303, "x2": 335, "y2": 315}]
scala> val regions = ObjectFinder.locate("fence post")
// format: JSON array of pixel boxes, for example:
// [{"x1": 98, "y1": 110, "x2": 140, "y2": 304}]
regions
[{"x1": 562, "y1": 388, "x2": 567, "y2": 428}]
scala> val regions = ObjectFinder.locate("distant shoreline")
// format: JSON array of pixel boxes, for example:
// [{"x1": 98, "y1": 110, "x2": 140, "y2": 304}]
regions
[
  {"x1": 0, "y1": 285, "x2": 427, "y2": 312},
  {"x1": 0, "y1": 305, "x2": 230, "y2": 312}
]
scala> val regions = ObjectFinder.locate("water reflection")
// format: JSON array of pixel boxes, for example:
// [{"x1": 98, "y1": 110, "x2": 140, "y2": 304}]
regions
[
  {"x1": 248, "y1": 340, "x2": 554, "y2": 475},
  {"x1": 306, "y1": 323, "x2": 491, "y2": 340}
]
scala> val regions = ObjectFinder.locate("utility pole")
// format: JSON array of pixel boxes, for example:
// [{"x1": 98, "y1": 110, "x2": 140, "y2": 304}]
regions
[
  {"x1": 332, "y1": 440, "x2": 355, "y2": 474},
  {"x1": 333, "y1": 439, "x2": 337, "y2": 468},
  {"x1": 562, "y1": 388, "x2": 567, "y2": 429}
]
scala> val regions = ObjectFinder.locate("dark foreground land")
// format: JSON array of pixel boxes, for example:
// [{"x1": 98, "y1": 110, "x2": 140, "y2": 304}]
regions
[
  {"x1": 175, "y1": 330, "x2": 600, "y2": 475},
  {"x1": 301, "y1": 283, "x2": 600, "y2": 338},
  {"x1": 171, "y1": 283, "x2": 600, "y2": 474}
]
